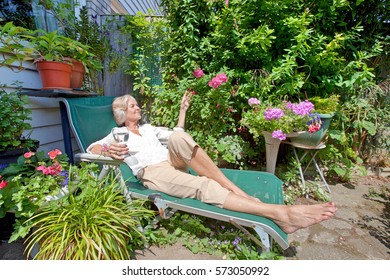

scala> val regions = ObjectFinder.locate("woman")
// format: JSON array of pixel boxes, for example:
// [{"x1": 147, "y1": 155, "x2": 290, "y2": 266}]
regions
[{"x1": 87, "y1": 93, "x2": 337, "y2": 234}]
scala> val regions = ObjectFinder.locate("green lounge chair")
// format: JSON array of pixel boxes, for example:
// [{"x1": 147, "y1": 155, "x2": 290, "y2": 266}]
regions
[{"x1": 59, "y1": 96, "x2": 289, "y2": 252}]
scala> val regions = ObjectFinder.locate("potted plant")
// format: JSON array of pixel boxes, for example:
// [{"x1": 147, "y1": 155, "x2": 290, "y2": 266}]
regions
[
  {"x1": 0, "y1": 84, "x2": 39, "y2": 164},
  {"x1": 289, "y1": 95, "x2": 339, "y2": 146},
  {"x1": 23, "y1": 163, "x2": 155, "y2": 260},
  {"x1": 241, "y1": 97, "x2": 327, "y2": 173},
  {"x1": 241, "y1": 97, "x2": 324, "y2": 141},
  {"x1": 62, "y1": 37, "x2": 103, "y2": 89},
  {"x1": 0, "y1": 22, "x2": 102, "y2": 90},
  {"x1": 0, "y1": 149, "x2": 70, "y2": 242}
]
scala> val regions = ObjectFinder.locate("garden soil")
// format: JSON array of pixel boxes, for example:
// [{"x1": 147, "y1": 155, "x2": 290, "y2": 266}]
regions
[{"x1": 1, "y1": 174, "x2": 389, "y2": 260}]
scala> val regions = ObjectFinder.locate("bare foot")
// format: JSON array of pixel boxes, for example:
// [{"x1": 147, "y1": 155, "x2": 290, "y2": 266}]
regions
[{"x1": 276, "y1": 202, "x2": 337, "y2": 234}]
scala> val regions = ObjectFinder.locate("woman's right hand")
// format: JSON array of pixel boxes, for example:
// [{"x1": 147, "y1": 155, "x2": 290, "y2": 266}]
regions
[{"x1": 107, "y1": 142, "x2": 129, "y2": 160}]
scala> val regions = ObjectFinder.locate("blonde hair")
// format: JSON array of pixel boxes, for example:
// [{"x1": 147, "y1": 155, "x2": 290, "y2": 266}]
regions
[{"x1": 112, "y1": 94, "x2": 137, "y2": 126}]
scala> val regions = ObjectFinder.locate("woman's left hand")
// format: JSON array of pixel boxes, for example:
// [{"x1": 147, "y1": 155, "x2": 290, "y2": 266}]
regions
[{"x1": 180, "y1": 91, "x2": 192, "y2": 111}]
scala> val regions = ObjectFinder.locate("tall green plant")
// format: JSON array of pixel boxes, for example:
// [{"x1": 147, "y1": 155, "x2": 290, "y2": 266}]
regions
[
  {"x1": 0, "y1": 84, "x2": 34, "y2": 151},
  {"x1": 24, "y1": 163, "x2": 155, "y2": 260}
]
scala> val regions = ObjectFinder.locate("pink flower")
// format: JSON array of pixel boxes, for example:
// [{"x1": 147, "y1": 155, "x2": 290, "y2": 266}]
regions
[
  {"x1": 48, "y1": 149, "x2": 62, "y2": 160},
  {"x1": 192, "y1": 69, "x2": 205, "y2": 78},
  {"x1": 36, "y1": 162, "x2": 63, "y2": 176},
  {"x1": 248, "y1": 97, "x2": 261, "y2": 106},
  {"x1": 24, "y1": 151, "x2": 35, "y2": 158},
  {"x1": 208, "y1": 73, "x2": 228, "y2": 89},
  {"x1": 187, "y1": 89, "x2": 196, "y2": 95},
  {"x1": 308, "y1": 123, "x2": 321, "y2": 133},
  {"x1": 264, "y1": 108, "x2": 284, "y2": 120},
  {"x1": 37, "y1": 165, "x2": 49, "y2": 175},
  {"x1": 225, "y1": 0, "x2": 229, "y2": 5},
  {"x1": 0, "y1": 176, "x2": 7, "y2": 189},
  {"x1": 47, "y1": 162, "x2": 63, "y2": 176},
  {"x1": 272, "y1": 130, "x2": 286, "y2": 140}
]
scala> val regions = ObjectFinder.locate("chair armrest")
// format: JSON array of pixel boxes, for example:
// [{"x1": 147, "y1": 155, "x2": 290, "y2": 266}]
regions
[{"x1": 74, "y1": 153, "x2": 122, "y2": 166}]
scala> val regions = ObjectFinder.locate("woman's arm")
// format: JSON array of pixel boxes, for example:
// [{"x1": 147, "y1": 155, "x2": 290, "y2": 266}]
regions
[{"x1": 175, "y1": 92, "x2": 191, "y2": 130}]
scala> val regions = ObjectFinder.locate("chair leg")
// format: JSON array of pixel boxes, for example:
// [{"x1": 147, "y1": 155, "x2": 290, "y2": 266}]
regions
[{"x1": 229, "y1": 219, "x2": 270, "y2": 252}]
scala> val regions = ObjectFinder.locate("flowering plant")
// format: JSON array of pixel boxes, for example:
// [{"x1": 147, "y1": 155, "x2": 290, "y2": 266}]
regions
[
  {"x1": 241, "y1": 98, "x2": 323, "y2": 141},
  {"x1": 0, "y1": 149, "x2": 71, "y2": 242}
]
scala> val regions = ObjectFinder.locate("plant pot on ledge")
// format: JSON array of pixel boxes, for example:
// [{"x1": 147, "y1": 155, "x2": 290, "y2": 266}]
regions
[
  {"x1": 36, "y1": 61, "x2": 72, "y2": 90},
  {"x1": 70, "y1": 60, "x2": 86, "y2": 89}
]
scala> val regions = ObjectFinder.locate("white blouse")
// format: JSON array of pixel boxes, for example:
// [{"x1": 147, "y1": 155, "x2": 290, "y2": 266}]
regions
[{"x1": 87, "y1": 124, "x2": 174, "y2": 177}]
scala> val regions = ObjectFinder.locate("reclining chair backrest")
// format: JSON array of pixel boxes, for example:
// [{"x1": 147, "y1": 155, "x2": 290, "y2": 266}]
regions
[{"x1": 62, "y1": 96, "x2": 116, "y2": 153}]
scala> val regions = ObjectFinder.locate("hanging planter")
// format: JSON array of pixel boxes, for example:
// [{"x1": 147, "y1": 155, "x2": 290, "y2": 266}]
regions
[
  {"x1": 288, "y1": 113, "x2": 334, "y2": 146},
  {"x1": 36, "y1": 61, "x2": 72, "y2": 90}
]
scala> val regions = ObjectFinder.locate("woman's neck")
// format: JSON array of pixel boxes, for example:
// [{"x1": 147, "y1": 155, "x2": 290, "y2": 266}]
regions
[
  {"x1": 125, "y1": 121, "x2": 141, "y2": 135},
  {"x1": 125, "y1": 121, "x2": 139, "y2": 131}
]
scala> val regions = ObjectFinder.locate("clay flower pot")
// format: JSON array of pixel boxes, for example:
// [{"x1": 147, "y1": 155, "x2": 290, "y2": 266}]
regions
[
  {"x1": 70, "y1": 60, "x2": 86, "y2": 89},
  {"x1": 36, "y1": 61, "x2": 72, "y2": 90}
]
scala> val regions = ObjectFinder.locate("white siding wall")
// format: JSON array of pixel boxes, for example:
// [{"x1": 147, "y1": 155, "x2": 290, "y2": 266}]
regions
[{"x1": 0, "y1": 60, "x2": 71, "y2": 155}]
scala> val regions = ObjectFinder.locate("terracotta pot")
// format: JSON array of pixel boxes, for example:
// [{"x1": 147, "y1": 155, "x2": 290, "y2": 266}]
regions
[
  {"x1": 69, "y1": 60, "x2": 86, "y2": 89},
  {"x1": 36, "y1": 61, "x2": 72, "y2": 90}
]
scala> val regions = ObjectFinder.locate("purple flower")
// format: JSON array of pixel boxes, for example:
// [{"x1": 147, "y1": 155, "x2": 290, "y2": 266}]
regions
[
  {"x1": 272, "y1": 130, "x2": 286, "y2": 140},
  {"x1": 232, "y1": 237, "x2": 242, "y2": 246},
  {"x1": 292, "y1": 100, "x2": 315, "y2": 116},
  {"x1": 60, "y1": 170, "x2": 69, "y2": 187},
  {"x1": 248, "y1": 97, "x2": 261, "y2": 106},
  {"x1": 264, "y1": 108, "x2": 284, "y2": 120},
  {"x1": 285, "y1": 101, "x2": 295, "y2": 110}
]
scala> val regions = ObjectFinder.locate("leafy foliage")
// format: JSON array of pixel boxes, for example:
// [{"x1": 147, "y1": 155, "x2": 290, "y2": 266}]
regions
[
  {"x1": 0, "y1": 150, "x2": 70, "y2": 241},
  {"x1": 120, "y1": 1, "x2": 389, "y2": 178},
  {"x1": 0, "y1": 84, "x2": 34, "y2": 151}
]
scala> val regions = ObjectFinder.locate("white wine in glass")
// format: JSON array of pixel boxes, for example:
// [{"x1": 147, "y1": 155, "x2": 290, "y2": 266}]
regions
[{"x1": 112, "y1": 127, "x2": 129, "y2": 143}]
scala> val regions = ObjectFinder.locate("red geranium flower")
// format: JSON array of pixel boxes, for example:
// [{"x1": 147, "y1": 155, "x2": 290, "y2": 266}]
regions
[
  {"x1": 24, "y1": 151, "x2": 35, "y2": 159},
  {"x1": 48, "y1": 149, "x2": 62, "y2": 160}
]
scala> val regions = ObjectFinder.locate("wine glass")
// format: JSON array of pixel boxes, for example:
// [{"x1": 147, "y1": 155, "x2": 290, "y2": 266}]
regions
[{"x1": 111, "y1": 127, "x2": 129, "y2": 144}]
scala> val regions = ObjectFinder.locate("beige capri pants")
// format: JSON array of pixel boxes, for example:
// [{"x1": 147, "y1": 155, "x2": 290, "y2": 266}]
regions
[{"x1": 137, "y1": 131, "x2": 231, "y2": 207}]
